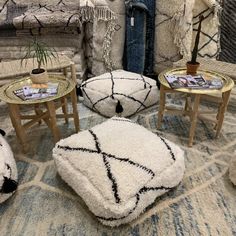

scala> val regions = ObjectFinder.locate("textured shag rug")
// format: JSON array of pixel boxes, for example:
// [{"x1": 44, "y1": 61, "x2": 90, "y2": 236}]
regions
[{"x1": 0, "y1": 96, "x2": 236, "y2": 235}]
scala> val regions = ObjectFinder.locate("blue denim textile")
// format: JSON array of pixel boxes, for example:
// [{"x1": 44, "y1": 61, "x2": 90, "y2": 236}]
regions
[
  {"x1": 124, "y1": 0, "x2": 156, "y2": 75},
  {"x1": 144, "y1": 0, "x2": 155, "y2": 75}
]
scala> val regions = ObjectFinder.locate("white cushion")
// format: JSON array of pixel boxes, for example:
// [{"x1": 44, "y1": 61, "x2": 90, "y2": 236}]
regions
[
  {"x1": 0, "y1": 130, "x2": 18, "y2": 204},
  {"x1": 53, "y1": 117, "x2": 185, "y2": 226},
  {"x1": 80, "y1": 70, "x2": 159, "y2": 117}
]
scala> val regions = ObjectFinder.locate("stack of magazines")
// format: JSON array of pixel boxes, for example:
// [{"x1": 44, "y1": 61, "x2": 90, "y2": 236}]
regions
[
  {"x1": 164, "y1": 74, "x2": 223, "y2": 89},
  {"x1": 14, "y1": 82, "x2": 58, "y2": 101}
]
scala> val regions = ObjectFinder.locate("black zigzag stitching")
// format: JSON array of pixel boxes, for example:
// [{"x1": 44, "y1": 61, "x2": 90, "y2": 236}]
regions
[
  {"x1": 193, "y1": 8, "x2": 211, "y2": 20},
  {"x1": 140, "y1": 74, "x2": 147, "y2": 89},
  {"x1": 156, "y1": 134, "x2": 176, "y2": 161},
  {"x1": 193, "y1": 10, "x2": 213, "y2": 25},
  {"x1": 96, "y1": 194, "x2": 140, "y2": 221},
  {"x1": 57, "y1": 145, "x2": 98, "y2": 154},
  {"x1": 57, "y1": 129, "x2": 178, "y2": 221},
  {"x1": 139, "y1": 186, "x2": 172, "y2": 194},
  {"x1": 135, "y1": 87, "x2": 152, "y2": 114},
  {"x1": 88, "y1": 130, "x2": 101, "y2": 153},
  {"x1": 96, "y1": 185, "x2": 172, "y2": 221},
  {"x1": 57, "y1": 143, "x2": 155, "y2": 178},
  {"x1": 104, "y1": 153, "x2": 155, "y2": 177},
  {"x1": 103, "y1": 154, "x2": 120, "y2": 203},
  {"x1": 57, "y1": 127, "x2": 157, "y2": 205},
  {"x1": 33, "y1": 15, "x2": 44, "y2": 27},
  {"x1": 89, "y1": 129, "x2": 120, "y2": 203},
  {"x1": 81, "y1": 77, "x2": 152, "y2": 88},
  {"x1": 113, "y1": 93, "x2": 147, "y2": 108},
  {"x1": 81, "y1": 88, "x2": 100, "y2": 113},
  {"x1": 90, "y1": 92, "x2": 147, "y2": 112},
  {"x1": 92, "y1": 95, "x2": 110, "y2": 109}
]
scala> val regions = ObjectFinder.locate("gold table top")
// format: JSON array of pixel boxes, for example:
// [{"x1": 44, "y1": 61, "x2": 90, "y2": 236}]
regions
[
  {"x1": 158, "y1": 68, "x2": 235, "y2": 94},
  {"x1": 0, "y1": 74, "x2": 75, "y2": 105}
]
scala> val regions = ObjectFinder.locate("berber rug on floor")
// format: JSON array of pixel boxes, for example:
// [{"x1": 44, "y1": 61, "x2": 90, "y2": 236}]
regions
[{"x1": 0, "y1": 96, "x2": 235, "y2": 235}]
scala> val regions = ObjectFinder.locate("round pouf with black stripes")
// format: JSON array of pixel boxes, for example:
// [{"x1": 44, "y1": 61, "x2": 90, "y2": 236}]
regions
[
  {"x1": 53, "y1": 117, "x2": 185, "y2": 226},
  {"x1": 80, "y1": 70, "x2": 159, "y2": 117},
  {"x1": 0, "y1": 129, "x2": 18, "y2": 204}
]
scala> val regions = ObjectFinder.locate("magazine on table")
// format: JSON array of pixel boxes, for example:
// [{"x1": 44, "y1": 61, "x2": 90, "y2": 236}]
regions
[
  {"x1": 164, "y1": 74, "x2": 223, "y2": 90},
  {"x1": 13, "y1": 82, "x2": 59, "y2": 101}
]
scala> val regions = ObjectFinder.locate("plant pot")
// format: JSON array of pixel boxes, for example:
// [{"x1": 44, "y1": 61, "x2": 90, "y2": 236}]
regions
[
  {"x1": 30, "y1": 69, "x2": 49, "y2": 84},
  {"x1": 186, "y1": 61, "x2": 200, "y2": 75}
]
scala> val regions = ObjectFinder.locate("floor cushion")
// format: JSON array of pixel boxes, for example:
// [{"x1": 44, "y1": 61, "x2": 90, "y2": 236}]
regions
[
  {"x1": 80, "y1": 70, "x2": 159, "y2": 117},
  {"x1": 0, "y1": 129, "x2": 18, "y2": 204},
  {"x1": 53, "y1": 117, "x2": 185, "y2": 226}
]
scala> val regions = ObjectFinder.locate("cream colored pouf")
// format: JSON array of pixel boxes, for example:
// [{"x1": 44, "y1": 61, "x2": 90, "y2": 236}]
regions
[
  {"x1": 53, "y1": 117, "x2": 185, "y2": 226},
  {"x1": 80, "y1": 70, "x2": 159, "y2": 117},
  {"x1": 0, "y1": 129, "x2": 18, "y2": 204}
]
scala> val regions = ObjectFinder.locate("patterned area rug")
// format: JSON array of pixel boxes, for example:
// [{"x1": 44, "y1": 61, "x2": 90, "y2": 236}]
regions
[{"x1": 0, "y1": 97, "x2": 236, "y2": 236}]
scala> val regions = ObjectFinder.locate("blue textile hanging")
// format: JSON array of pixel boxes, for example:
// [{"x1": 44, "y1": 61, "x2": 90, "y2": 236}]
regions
[{"x1": 124, "y1": 0, "x2": 156, "y2": 76}]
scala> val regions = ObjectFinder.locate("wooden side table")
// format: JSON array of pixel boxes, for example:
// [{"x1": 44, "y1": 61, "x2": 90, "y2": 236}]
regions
[
  {"x1": 0, "y1": 71, "x2": 79, "y2": 152},
  {"x1": 158, "y1": 68, "x2": 235, "y2": 147}
]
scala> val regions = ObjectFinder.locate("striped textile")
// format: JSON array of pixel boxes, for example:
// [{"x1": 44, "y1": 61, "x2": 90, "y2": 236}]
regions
[{"x1": 220, "y1": 0, "x2": 236, "y2": 63}]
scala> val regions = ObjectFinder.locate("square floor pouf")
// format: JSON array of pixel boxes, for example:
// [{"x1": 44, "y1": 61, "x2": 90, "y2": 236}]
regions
[
  {"x1": 53, "y1": 117, "x2": 185, "y2": 226},
  {"x1": 80, "y1": 70, "x2": 159, "y2": 117}
]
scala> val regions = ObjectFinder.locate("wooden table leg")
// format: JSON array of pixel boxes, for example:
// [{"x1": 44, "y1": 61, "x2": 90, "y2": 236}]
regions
[
  {"x1": 215, "y1": 90, "x2": 231, "y2": 138},
  {"x1": 188, "y1": 94, "x2": 201, "y2": 147},
  {"x1": 70, "y1": 88, "x2": 80, "y2": 132},
  {"x1": 70, "y1": 63, "x2": 77, "y2": 84},
  {"x1": 34, "y1": 104, "x2": 42, "y2": 125},
  {"x1": 63, "y1": 67, "x2": 68, "y2": 78},
  {"x1": 60, "y1": 97, "x2": 69, "y2": 124},
  {"x1": 157, "y1": 84, "x2": 166, "y2": 129},
  {"x1": 8, "y1": 104, "x2": 29, "y2": 152},
  {"x1": 184, "y1": 95, "x2": 192, "y2": 116},
  {"x1": 46, "y1": 101, "x2": 61, "y2": 143}
]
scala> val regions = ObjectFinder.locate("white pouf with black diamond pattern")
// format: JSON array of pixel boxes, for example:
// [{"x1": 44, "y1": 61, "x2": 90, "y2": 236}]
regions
[
  {"x1": 80, "y1": 70, "x2": 159, "y2": 117},
  {"x1": 53, "y1": 117, "x2": 185, "y2": 226}
]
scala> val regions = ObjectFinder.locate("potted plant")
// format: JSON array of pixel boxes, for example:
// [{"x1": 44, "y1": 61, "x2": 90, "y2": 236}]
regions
[
  {"x1": 21, "y1": 38, "x2": 58, "y2": 84},
  {"x1": 186, "y1": 15, "x2": 204, "y2": 75}
]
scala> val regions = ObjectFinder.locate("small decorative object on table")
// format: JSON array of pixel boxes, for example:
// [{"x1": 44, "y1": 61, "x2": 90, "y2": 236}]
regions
[
  {"x1": 21, "y1": 37, "x2": 58, "y2": 84},
  {"x1": 186, "y1": 15, "x2": 204, "y2": 75}
]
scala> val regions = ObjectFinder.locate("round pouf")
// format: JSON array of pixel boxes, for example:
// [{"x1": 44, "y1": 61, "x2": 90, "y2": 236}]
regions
[
  {"x1": 53, "y1": 117, "x2": 185, "y2": 227},
  {"x1": 80, "y1": 70, "x2": 159, "y2": 117},
  {"x1": 0, "y1": 129, "x2": 18, "y2": 204}
]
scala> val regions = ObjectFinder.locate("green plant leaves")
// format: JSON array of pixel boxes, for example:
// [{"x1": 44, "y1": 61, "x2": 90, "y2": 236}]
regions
[{"x1": 21, "y1": 38, "x2": 58, "y2": 70}]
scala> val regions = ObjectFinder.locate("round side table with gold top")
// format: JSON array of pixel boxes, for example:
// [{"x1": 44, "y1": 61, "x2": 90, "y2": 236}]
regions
[
  {"x1": 0, "y1": 74, "x2": 80, "y2": 152},
  {"x1": 158, "y1": 68, "x2": 235, "y2": 147}
]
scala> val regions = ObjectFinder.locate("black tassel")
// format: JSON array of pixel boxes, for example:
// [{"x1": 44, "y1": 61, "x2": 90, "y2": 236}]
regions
[
  {"x1": 76, "y1": 86, "x2": 83, "y2": 97},
  {"x1": 0, "y1": 129, "x2": 6, "y2": 136},
  {"x1": 1, "y1": 177, "x2": 18, "y2": 193},
  {"x1": 116, "y1": 100, "x2": 124, "y2": 114}
]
